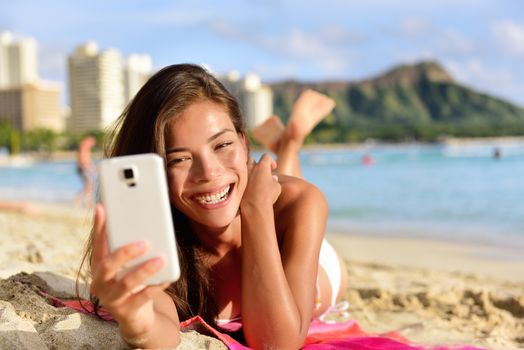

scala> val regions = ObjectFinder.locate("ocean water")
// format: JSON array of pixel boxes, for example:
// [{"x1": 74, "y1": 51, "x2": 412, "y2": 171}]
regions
[
  {"x1": 1, "y1": 143, "x2": 524, "y2": 247},
  {"x1": 299, "y1": 144, "x2": 524, "y2": 247}
]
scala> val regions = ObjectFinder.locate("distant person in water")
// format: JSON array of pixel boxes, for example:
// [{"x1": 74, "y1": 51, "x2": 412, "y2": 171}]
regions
[
  {"x1": 361, "y1": 153, "x2": 374, "y2": 166},
  {"x1": 493, "y1": 147, "x2": 502, "y2": 160},
  {"x1": 75, "y1": 136, "x2": 96, "y2": 207}
]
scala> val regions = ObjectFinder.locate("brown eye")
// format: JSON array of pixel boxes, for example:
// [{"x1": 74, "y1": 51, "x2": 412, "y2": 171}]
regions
[
  {"x1": 216, "y1": 141, "x2": 233, "y2": 150},
  {"x1": 167, "y1": 157, "x2": 190, "y2": 167}
]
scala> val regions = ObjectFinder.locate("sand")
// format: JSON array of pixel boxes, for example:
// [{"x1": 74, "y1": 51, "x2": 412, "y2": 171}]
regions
[
  {"x1": 0, "y1": 203, "x2": 523, "y2": 349},
  {"x1": 328, "y1": 234, "x2": 524, "y2": 349}
]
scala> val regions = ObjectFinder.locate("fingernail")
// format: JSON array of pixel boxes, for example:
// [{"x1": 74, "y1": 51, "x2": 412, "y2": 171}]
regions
[
  {"x1": 152, "y1": 257, "x2": 164, "y2": 267},
  {"x1": 135, "y1": 240, "x2": 146, "y2": 249}
]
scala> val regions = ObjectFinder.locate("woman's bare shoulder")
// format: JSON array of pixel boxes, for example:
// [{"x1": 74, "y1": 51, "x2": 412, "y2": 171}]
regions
[
  {"x1": 273, "y1": 175, "x2": 328, "y2": 242},
  {"x1": 274, "y1": 174, "x2": 327, "y2": 212}
]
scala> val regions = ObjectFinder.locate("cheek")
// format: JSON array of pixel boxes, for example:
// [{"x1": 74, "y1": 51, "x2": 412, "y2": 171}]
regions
[
  {"x1": 167, "y1": 172, "x2": 185, "y2": 205},
  {"x1": 235, "y1": 154, "x2": 249, "y2": 189},
  {"x1": 232, "y1": 145, "x2": 249, "y2": 166}
]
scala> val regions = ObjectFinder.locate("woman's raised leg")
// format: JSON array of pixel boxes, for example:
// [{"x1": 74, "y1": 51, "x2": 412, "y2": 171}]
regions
[{"x1": 252, "y1": 89, "x2": 335, "y2": 178}]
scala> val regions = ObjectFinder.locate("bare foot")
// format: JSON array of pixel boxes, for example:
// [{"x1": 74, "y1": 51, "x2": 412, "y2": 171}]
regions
[
  {"x1": 287, "y1": 89, "x2": 335, "y2": 143},
  {"x1": 251, "y1": 115, "x2": 286, "y2": 153}
]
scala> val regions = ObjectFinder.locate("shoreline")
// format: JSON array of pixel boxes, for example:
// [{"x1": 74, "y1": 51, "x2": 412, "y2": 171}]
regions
[
  {"x1": 326, "y1": 220, "x2": 524, "y2": 261},
  {"x1": 3, "y1": 197, "x2": 523, "y2": 250},
  {"x1": 326, "y1": 232, "x2": 524, "y2": 283},
  {"x1": 2, "y1": 134, "x2": 524, "y2": 163},
  {"x1": 3, "y1": 200, "x2": 523, "y2": 284},
  {"x1": 4, "y1": 198, "x2": 524, "y2": 271}
]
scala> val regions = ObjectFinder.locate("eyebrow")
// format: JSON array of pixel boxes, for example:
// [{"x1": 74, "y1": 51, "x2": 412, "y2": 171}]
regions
[{"x1": 166, "y1": 128, "x2": 236, "y2": 154}]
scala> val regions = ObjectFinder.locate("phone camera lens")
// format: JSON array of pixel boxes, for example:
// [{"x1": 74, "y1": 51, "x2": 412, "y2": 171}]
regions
[{"x1": 123, "y1": 168, "x2": 134, "y2": 179}]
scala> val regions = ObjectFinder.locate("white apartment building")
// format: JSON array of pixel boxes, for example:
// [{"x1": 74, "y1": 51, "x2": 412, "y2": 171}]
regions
[
  {"x1": 0, "y1": 31, "x2": 38, "y2": 88},
  {"x1": 68, "y1": 42, "x2": 125, "y2": 132},
  {"x1": 0, "y1": 82, "x2": 63, "y2": 132},
  {"x1": 243, "y1": 85, "x2": 273, "y2": 129},
  {"x1": 0, "y1": 31, "x2": 64, "y2": 132},
  {"x1": 220, "y1": 71, "x2": 273, "y2": 129},
  {"x1": 124, "y1": 54, "x2": 152, "y2": 103}
]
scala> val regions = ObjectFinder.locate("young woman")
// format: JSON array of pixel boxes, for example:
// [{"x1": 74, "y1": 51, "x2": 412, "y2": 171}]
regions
[{"x1": 82, "y1": 64, "x2": 347, "y2": 349}]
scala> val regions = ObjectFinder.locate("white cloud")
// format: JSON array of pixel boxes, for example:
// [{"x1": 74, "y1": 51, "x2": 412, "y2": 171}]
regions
[
  {"x1": 263, "y1": 28, "x2": 325, "y2": 58},
  {"x1": 209, "y1": 23, "x2": 358, "y2": 78},
  {"x1": 394, "y1": 50, "x2": 437, "y2": 64},
  {"x1": 492, "y1": 20, "x2": 524, "y2": 56},
  {"x1": 445, "y1": 59, "x2": 524, "y2": 106},
  {"x1": 319, "y1": 24, "x2": 367, "y2": 44},
  {"x1": 435, "y1": 29, "x2": 476, "y2": 56},
  {"x1": 252, "y1": 62, "x2": 299, "y2": 81},
  {"x1": 446, "y1": 59, "x2": 512, "y2": 86},
  {"x1": 391, "y1": 19, "x2": 477, "y2": 62},
  {"x1": 399, "y1": 17, "x2": 433, "y2": 36},
  {"x1": 260, "y1": 28, "x2": 355, "y2": 76}
]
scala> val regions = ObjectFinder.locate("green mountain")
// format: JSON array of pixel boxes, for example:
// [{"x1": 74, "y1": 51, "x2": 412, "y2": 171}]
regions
[{"x1": 270, "y1": 61, "x2": 524, "y2": 143}]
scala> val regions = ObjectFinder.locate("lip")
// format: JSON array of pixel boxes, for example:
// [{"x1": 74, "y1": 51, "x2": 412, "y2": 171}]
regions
[
  {"x1": 190, "y1": 183, "x2": 235, "y2": 209},
  {"x1": 192, "y1": 184, "x2": 231, "y2": 198}
]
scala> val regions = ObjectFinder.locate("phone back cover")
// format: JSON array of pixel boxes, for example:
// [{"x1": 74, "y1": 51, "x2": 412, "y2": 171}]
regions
[{"x1": 98, "y1": 153, "x2": 180, "y2": 284}]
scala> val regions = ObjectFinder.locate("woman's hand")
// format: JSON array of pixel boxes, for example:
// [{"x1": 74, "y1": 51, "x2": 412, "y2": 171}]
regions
[
  {"x1": 89, "y1": 204, "x2": 176, "y2": 345},
  {"x1": 241, "y1": 154, "x2": 281, "y2": 209}
]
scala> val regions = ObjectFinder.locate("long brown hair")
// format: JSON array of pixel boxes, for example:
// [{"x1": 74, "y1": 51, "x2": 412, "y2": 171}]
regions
[{"x1": 77, "y1": 64, "x2": 247, "y2": 325}]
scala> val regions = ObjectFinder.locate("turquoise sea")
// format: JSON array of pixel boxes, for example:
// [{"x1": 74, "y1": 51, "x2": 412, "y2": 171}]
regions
[{"x1": 1, "y1": 142, "x2": 524, "y2": 249}]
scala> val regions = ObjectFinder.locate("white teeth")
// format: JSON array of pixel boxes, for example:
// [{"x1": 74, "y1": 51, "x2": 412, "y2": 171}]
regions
[{"x1": 195, "y1": 185, "x2": 231, "y2": 205}]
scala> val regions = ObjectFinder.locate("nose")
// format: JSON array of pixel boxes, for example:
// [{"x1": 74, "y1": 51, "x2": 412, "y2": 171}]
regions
[{"x1": 191, "y1": 154, "x2": 223, "y2": 182}]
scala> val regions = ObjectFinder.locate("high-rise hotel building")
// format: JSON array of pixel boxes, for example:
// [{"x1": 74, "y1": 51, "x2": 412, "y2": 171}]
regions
[
  {"x1": 0, "y1": 31, "x2": 38, "y2": 88},
  {"x1": 241, "y1": 73, "x2": 273, "y2": 129},
  {"x1": 0, "y1": 31, "x2": 63, "y2": 132},
  {"x1": 0, "y1": 82, "x2": 62, "y2": 131},
  {"x1": 220, "y1": 71, "x2": 273, "y2": 129},
  {"x1": 124, "y1": 54, "x2": 152, "y2": 103},
  {"x1": 68, "y1": 42, "x2": 152, "y2": 133},
  {"x1": 68, "y1": 42, "x2": 124, "y2": 132}
]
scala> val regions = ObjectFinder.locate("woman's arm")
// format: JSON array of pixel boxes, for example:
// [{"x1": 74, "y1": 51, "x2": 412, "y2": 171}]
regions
[
  {"x1": 90, "y1": 204, "x2": 181, "y2": 348},
  {"x1": 118, "y1": 292, "x2": 181, "y2": 348},
  {"x1": 240, "y1": 155, "x2": 327, "y2": 349}
]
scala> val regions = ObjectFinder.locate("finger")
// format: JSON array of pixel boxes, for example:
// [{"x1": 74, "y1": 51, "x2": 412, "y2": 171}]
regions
[
  {"x1": 123, "y1": 283, "x2": 171, "y2": 312},
  {"x1": 97, "y1": 240, "x2": 149, "y2": 282},
  {"x1": 114, "y1": 281, "x2": 171, "y2": 307},
  {"x1": 158, "y1": 282, "x2": 171, "y2": 290},
  {"x1": 258, "y1": 153, "x2": 276, "y2": 169},
  {"x1": 91, "y1": 203, "x2": 109, "y2": 271},
  {"x1": 116, "y1": 256, "x2": 165, "y2": 293},
  {"x1": 247, "y1": 157, "x2": 256, "y2": 172},
  {"x1": 272, "y1": 174, "x2": 279, "y2": 182},
  {"x1": 258, "y1": 152, "x2": 277, "y2": 170},
  {"x1": 270, "y1": 157, "x2": 277, "y2": 170}
]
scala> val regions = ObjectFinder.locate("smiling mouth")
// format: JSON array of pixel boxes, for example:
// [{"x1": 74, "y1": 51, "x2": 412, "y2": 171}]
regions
[{"x1": 194, "y1": 184, "x2": 232, "y2": 205}]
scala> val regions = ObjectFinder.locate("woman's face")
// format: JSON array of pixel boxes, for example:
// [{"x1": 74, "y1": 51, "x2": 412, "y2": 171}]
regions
[{"x1": 165, "y1": 100, "x2": 248, "y2": 229}]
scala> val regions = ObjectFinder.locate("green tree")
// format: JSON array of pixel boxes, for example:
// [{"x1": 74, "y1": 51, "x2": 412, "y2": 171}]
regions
[
  {"x1": 22, "y1": 128, "x2": 59, "y2": 152},
  {"x1": 0, "y1": 121, "x2": 14, "y2": 149},
  {"x1": 10, "y1": 129, "x2": 21, "y2": 154}
]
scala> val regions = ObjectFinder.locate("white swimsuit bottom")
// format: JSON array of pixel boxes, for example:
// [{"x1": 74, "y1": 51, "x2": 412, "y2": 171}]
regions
[{"x1": 318, "y1": 239, "x2": 342, "y2": 306}]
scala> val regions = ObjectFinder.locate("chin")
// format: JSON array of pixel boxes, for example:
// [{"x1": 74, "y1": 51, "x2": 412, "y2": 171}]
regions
[
  {"x1": 182, "y1": 200, "x2": 241, "y2": 230},
  {"x1": 203, "y1": 206, "x2": 240, "y2": 228}
]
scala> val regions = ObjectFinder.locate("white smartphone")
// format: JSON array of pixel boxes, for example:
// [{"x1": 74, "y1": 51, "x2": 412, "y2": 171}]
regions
[{"x1": 98, "y1": 153, "x2": 180, "y2": 285}]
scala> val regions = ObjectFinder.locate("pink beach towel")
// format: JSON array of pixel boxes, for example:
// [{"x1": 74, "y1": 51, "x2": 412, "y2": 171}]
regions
[{"x1": 41, "y1": 294, "x2": 484, "y2": 350}]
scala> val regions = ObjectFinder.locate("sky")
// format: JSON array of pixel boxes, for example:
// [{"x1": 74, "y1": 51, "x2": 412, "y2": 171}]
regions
[{"x1": 1, "y1": 0, "x2": 524, "y2": 107}]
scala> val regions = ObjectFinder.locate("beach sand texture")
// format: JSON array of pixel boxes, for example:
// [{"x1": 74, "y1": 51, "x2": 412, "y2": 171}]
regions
[{"x1": 0, "y1": 204, "x2": 523, "y2": 349}]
